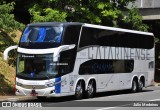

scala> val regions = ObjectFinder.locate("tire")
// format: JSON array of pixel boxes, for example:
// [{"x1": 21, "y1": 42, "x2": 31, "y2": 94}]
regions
[
  {"x1": 138, "y1": 80, "x2": 143, "y2": 92},
  {"x1": 37, "y1": 96, "x2": 47, "y2": 101},
  {"x1": 86, "y1": 80, "x2": 95, "y2": 98},
  {"x1": 75, "y1": 81, "x2": 84, "y2": 100},
  {"x1": 131, "y1": 79, "x2": 138, "y2": 93}
]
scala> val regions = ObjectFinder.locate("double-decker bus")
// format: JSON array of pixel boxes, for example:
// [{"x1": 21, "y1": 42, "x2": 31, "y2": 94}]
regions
[{"x1": 4, "y1": 22, "x2": 155, "y2": 100}]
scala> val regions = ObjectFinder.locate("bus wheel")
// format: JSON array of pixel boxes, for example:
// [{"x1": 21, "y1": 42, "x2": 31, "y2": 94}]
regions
[
  {"x1": 86, "y1": 80, "x2": 95, "y2": 98},
  {"x1": 138, "y1": 80, "x2": 143, "y2": 92},
  {"x1": 75, "y1": 81, "x2": 84, "y2": 100},
  {"x1": 37, "y1": 96, "x2": 47, "y2": 101},
  {"x1": 131, "y1": 79, "x2": 138, "y2": 93}
]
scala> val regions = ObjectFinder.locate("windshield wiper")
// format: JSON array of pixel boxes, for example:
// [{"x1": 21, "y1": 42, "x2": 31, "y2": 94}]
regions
[{"x1": 44, "y1": 74, "x2": 50, "y2": 79}]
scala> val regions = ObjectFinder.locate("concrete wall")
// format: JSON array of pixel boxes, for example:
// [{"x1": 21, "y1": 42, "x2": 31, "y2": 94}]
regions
[
  {"x1": 129, "y1": 0, "x2": 160, "y2": 8},
  {"x1": 128, "y1": 0, "x2": 160, "y2": 20}
]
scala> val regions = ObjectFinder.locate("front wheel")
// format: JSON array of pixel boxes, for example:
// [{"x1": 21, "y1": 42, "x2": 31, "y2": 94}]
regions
[{"x1": 75, "y1": 81, "x2": 84, "y2": 100}]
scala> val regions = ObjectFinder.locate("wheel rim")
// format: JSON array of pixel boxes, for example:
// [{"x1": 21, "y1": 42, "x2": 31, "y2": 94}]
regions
[
  {"x1": 87, "y1": 81, "x2": 94, "y2": 96},
  {"x1": 76, "y1": 82, "x2": 83, "y2": 97},
  {"x1": 139, "y1": 81, "x2": 143, "y2": 90}
]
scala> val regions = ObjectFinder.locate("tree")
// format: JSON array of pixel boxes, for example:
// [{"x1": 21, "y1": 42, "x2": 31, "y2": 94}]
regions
[
  {"x1": 0, "y1": 2, "x2": 24, "y2": 32},
  {"x1": 0, "y1": 1, "x2": 24, "y2": 50},
  {"x1": 29, "y1": 4, "x2": 67, "y2": 22},
  {"x1": 27, "y1": 0, "x2": 148, "y2": 32},
  {"x1": 0, "y1": 2, "x2": 24, "y2": 65},
  {"x1": 120, "y1": 8, "x2": 149, "y2": 31}
]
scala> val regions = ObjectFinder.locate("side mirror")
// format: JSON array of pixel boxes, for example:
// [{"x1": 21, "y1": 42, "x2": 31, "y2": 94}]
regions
[
  {"x1": 4, "y1": 45, "x2": 18, "y2": 61},
  {"x1": 53, "y1": 44, "x2": 75, "y2": 62}
]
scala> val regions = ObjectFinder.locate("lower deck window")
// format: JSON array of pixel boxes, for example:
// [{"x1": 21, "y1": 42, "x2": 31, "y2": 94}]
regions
[{"x1": 79, "y1": 59, "x2": 134, "y2": 75}]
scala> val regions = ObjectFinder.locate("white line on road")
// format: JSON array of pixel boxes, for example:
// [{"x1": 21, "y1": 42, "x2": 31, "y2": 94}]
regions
[
  {"x1": 95, "y1": 103, "x2": 133, "y2": 110},
  {"x1": 96, "y1": 107, "x2": 117, "y2": 110},
  {"x1": 7, "y1": 98, "x2": 19, "y2": 101},
  {"x1": 95, "y1": 98, "x2": 160, "y2": 110},
  {"x1": 149, "y1": 99, "x2": 160, "y2": 101}
]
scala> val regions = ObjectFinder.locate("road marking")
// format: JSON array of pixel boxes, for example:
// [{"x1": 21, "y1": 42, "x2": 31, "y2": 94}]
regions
[
  {"x1": 95, "y1": 103, "x2": 132, "y2": 110},
  {"x1": 96, "y1": 107, "x2": 117, "y2": 110},
  {"x1": 149, "y1": 99, "x2": 160, "y2": 101},
  {"x1": 7, "y1": 98, "x2": 19, "y2": 101},
  {"x1": 96, "y1": 98, "x2": 160, "y2": 110},
  {"x1": 89, "y1": 87, "x2": 160, "y2": 101}
]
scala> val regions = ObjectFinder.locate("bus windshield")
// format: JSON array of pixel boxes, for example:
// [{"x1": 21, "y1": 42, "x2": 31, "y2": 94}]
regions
[
  {"x1": 17, "y1": 53, "x2": 59, "y2": 80},
  {"x1": 19, "y1": 26, "x2": 63, "y2": 49}
]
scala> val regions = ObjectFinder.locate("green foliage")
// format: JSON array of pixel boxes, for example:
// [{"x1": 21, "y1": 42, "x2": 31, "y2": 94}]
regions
[
  {"x1": 122, "y1": 8, "x2": 149, "y2": 31},
  {"x1": 96, "y1": 2, "x2": 124, "y2": 26},
  {"x1": 29, "y1": 3, "x2": 67, "y2": 22},
  {"x1": 0, "y1": 2, "x2": 24, "y2": 32},
  {"x1": 0, "y1": 2, "x2": 24, "y2": 67},
  {"x1": 28, "y1": 0, "x2": 148, "y2": 31},
  {"x1": 0, "y1": 0, "x2": 149, "y2": 32}
]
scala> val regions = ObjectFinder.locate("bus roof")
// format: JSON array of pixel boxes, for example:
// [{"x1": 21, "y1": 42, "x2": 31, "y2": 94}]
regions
[
  {"x1": 27, "y1": 22, "x2": 154, "y2": 36},
  {"x1": 27, "y1": 22, "x2": 83, "y2": 27},
  {"x1": 83, "y1": 23, "x2": 154, "y2": 36}
]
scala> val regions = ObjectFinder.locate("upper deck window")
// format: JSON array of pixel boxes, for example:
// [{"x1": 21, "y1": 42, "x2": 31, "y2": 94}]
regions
[
  {"x1": 79, "y1": 27, "x2": 154, "y2": 49},
  {"x1": 21, "y1": 26, "x2": 63, "y2": 43},
  {"x1": 19, "y1": 26, "x2": 63, "y2": 49}
]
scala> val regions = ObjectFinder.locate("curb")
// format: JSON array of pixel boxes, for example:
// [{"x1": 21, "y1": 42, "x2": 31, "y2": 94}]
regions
[
  {"x1": 0, "y1": 96, "x2": 36, "y2": 102},
  {"x1": 154, "y1": 83, "x2": 160, "y2": 87},
  {"x1": 152, "y1": 81, "x2": 160, "y2": 87}
]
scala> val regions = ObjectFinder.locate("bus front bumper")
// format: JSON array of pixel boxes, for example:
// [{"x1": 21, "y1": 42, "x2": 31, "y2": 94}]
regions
[{"x1": 15, "y1": 85, "x2": 61, "y2": 97}]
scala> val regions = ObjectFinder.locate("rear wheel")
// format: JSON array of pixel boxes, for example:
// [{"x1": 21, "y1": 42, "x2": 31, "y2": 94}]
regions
[
  {"x1": 138, "y1": 80, "x2": 144, "y2": 92},
  {"x1": 75, "y1": 81, "x2": 84, "y2": 100},
  {"x1": 131, "y1": 79, "x2": 138, "y2": 93},
  {"x1": 86, "y1": 80, "x2": 95, "y2": 98}
]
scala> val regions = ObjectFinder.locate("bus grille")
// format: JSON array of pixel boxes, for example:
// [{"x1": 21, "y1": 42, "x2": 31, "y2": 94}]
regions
[{"x1": 20, "y1": 85, "x2": 47, "y2": 89}]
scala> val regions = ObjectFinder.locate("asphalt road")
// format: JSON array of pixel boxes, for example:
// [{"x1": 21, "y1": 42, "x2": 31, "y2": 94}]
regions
[{"x1": 1, "y1": 86, "x2": 160, "y2": 110}]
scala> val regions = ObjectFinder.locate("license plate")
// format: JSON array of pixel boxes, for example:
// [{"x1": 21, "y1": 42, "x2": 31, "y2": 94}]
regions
[
  {"x1": 30, "y1": 89, "x2": 38, "y2": 96},
  {"x1": 30, "y1": 93, "x2": 38, "y2": 96}
]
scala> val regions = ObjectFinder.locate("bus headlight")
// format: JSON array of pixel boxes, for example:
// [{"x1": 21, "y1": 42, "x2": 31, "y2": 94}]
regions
[
  {"x1": 46, "y1": 82, "x2": 55, "y2": 87},
  {"x1": 16, "y1": 82, "x2": 22, "y2": 86}
]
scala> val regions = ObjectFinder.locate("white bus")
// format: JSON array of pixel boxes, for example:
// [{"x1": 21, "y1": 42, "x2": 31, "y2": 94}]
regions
[{"x1": 4, "y1": 22, "x2": 155, "y2": 100}]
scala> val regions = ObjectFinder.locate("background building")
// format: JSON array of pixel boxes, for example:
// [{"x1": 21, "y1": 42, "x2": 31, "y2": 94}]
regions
[{"x1": 134, "y1": 0, "x2": 160, "y2": 20}]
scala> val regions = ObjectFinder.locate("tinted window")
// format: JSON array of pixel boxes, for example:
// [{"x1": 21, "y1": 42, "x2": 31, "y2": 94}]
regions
[
  {"x1": 19, "y1": 26, "x2": 63, "y2": 49},
  {"x1": 79, "y1": 59, "x2": 134, "y2": 75},
  {"x1": 58, "y1": 49, "x2": 77, "y2": 75},
  {"x1": 79, "y1": 27, "x2": 154, "y2": 49},
  {"x1": 62, "y1": 25, "x2": 81, "y2": 45},
  {"x1": 57, "y1": 25, "x2": 81, "y2": 75}
]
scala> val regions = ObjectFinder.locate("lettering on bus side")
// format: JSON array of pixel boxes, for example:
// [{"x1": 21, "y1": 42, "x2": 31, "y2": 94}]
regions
[{"x1": 88, "y1": 47, "x2": 151, "y2": 60}]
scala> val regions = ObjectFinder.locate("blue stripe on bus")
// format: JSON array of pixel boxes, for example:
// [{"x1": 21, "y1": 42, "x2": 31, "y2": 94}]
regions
[{"x1": 55, "y1": 77, "x2": 61, "y2": 94}]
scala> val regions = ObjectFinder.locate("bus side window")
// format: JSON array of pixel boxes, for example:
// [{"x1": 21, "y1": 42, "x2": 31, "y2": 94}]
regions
[
  {"x1": 62, "y1": 25, "x2": 81, "y2": 45},
  {"x1": 59, "y1": 49, "x2": 76, "y2": 75},
  {"x1": 125, "y1": 60, "x2": 134, "y2": 72},
  {"x1": 79, "y1": 27, "x2": 154, "y2": 49}
]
